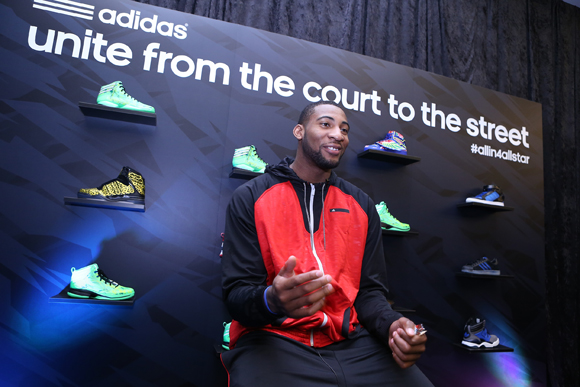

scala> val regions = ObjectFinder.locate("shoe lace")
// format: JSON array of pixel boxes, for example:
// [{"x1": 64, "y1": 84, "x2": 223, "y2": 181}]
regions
[
  {"x1": 467, "y1": 257, "x2": 488, "y2": 267},
  {"x1": 382, "y1": 207, "x2": 403, "y2": 225},
  {"x1": 95, "y1": 268, "x2": 119, "y2": 288},
  {"x1": 117, "y1": 84, "x2": 139, "y2": 103},
  {"x1": 376, "y1": 202, "x2": 386, "y2": 216},
  {"x1": 378, "y1": 138, "x2": 405, "y2": 148},
  {"x1": 391, "y1": 132, "x2": 406, "y2": 146},
  {"x1": 250, "y1": 147, "x2": 267, "y2": 164}
]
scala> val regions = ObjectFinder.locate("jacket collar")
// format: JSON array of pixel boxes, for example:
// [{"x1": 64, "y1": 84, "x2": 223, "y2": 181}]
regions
[{"x1": 267, "y1": 157, "x2": 337, "y2": 185}]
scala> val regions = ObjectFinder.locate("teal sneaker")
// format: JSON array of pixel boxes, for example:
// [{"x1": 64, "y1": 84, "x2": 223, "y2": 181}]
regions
[
  {"x1": 375, "y1": 201, "x2": 410, "y2": 232},
  {"x1": 67, "y1": 263, "x2": 135, "y2": 300},
  {"x1": 222, "y1": 322, "x2": 231, "y2": 350},
  {"x1": 96, "y1": 81, "x2": 155, "y2": 113},
  {"x1": 232, "y1": 145, "x2": 268, "y2": 173}
]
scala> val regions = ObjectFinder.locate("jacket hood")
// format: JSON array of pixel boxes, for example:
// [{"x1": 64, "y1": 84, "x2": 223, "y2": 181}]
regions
[{"x1": 267, "y1": 156, "x2": 338, "y2": 185}]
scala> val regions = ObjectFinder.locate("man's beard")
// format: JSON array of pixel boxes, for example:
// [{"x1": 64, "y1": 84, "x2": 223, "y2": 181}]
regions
[{"x1": 302, "y1": 131, "x2": 342, "y2": 170}]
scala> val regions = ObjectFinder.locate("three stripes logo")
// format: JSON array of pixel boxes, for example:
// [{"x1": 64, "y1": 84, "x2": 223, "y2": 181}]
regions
[{"x1": 32, "y1": 0, "x2": 94, "y2": 21}]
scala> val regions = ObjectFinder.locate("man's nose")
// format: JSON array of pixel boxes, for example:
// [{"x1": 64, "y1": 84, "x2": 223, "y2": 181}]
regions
[{"x1": 328, "y1": 126, "x2": 344, "y2": 140}]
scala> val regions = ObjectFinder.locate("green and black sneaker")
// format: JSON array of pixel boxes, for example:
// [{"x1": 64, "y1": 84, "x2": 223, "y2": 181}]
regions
[
  {"x1": 96, "y1": 81, "x2": 155, "y2": 113},
  {"x1": 375, "y1": 201, "x2": 410, "y2": 232},
  {"x1": 78, "y1": 166, "x2": 145, "y2": 204},
  {"x1": 67, "y1": 263, "x2": 135, "y2": 300}
]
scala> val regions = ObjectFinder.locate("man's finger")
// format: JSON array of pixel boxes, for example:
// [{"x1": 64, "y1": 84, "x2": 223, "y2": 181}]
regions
[
  {"x1": 282, "y1": 272, "x2": 331, "y2": 294},
  {"x1": 282, "y1": 283, "x2": 334, "y2": 312},
  {"x1": 392, "y1": 339, "x2": 424, "y2": 359},
  {"x1": 286, "y1": 299, "x2": 325, "y2": 318},
  {"x1": 284, "y1": 289, "x2": 332, "y2": 318},
  {"x1": 277, "y1": 256, "x2": 298, "y2": 278},
  {"x1": 390, "y1": 338, "x2": 425, "y2": 369},
  {"x1": 403, "y1": 319, "x2": 417, "y2": 336},
  {"x1": 394, "y1": 331, "x2": 426, "y2": 352},
  {"x1": 391, "y1": 351, "x2": 417, "y2": 369},
  {"x1": 395, "y1": 327, "x2": 428, "y2": 346}
]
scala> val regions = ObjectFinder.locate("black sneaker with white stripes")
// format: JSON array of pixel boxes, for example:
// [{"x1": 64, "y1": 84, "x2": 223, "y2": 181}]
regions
[{"x1": 461, "y1": 257, "x2": 500, "y2": 275}]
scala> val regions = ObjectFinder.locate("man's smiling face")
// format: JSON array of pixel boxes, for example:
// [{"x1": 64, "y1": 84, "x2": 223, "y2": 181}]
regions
[{"x1": 300, "y1": 104, "x2": 350, "y2": 171}]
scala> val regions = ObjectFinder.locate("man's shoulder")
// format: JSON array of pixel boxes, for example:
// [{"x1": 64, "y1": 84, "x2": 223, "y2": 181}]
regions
[
  {"x1": 332, "y1": 175, "x2": 370, "y2": 199},
  {"x1": 231, "y1": 171, "x2": 286, "y2": 202},
  {"x1": 330, "y1": 174, "x2": 377, "y2": 214}
]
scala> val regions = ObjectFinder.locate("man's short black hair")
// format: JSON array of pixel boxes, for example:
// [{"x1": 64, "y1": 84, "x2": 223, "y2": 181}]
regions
[{"x1": 298, "y1": 100, "x2": 342, "y2": 125}]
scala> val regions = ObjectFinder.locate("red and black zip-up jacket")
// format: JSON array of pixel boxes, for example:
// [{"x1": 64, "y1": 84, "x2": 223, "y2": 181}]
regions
[{"x1": 222, "y1": 157, "x2": 402, "y2": 348}]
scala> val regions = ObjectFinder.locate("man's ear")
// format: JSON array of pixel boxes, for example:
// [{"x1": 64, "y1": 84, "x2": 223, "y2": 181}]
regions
[{"x1": 293, "y1": 124, "x2": 304, "y2": 140}]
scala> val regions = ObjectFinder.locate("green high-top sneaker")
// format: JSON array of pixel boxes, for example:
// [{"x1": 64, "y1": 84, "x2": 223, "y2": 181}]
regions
[
  {"x1": 67, "y1": 263, "x2": 135, "y2": 300},
  {"x1": 96, "y1": 81, "x2": 155, "y2": 113}
]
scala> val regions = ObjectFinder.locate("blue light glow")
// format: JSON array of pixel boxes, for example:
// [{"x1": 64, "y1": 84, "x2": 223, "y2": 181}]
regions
[{"x1": 484, "y1": 351, "x2": 532, "y2": 387}]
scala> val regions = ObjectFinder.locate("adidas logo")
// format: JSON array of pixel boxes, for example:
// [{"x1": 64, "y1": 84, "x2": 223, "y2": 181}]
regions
[
  {"x1": 32, "y1": 0, "x2": 188, "y2": 40},
  {"x1": 98, "y1": 9, "x2": 187, "y2": 40},
  {"x1": 33, "y1": 0, "x2": 95, "y2": 20}
]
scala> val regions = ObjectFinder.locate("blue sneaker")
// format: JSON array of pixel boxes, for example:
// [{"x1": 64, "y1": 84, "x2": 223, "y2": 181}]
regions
[
  {"x1": 364, "y1": 131, "x2": 407, "y2": 155},
  {"x1": 461, "y1": 317, "x2": 499, "y2": 348},
  {"x1": 465, "y1": 184, "x2": 505, "y2": 206}
]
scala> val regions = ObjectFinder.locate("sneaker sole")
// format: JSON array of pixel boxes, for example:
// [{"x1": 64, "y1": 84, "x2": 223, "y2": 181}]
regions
[
  {"x1": 461, "y1": 269, "x2": 501, "y2": 275},
  {"x1": 381, "y1": 224, "x2": 410, "y2": 232},
  {"x1": 364, "y1": 145, "x2": 407, "y2": 155},
  {"x1": 67, "y1": 289, "x2": 134, "y2": 300},
  {"x1": 378, "y1": 149, "x2": 407, "y2": 155},
  {"x1": 97, "y1": 101, "x2": 154, "y2": 113},
  {"x1": 232, "y1": 164, "x2": 265, "y2": 173},
  {"x1": 465, "y1": 198, "x2": 504, "y2": 206},
  {"x1": 461, "y1": 338, "x2": 500, "y2": 348},
  {"x1": 77, "y1": 193, "x2": 144, "y2": 204}
]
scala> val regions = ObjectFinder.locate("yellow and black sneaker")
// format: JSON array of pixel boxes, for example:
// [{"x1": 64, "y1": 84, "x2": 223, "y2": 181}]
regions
[{"x1": 78, "y1": 166, "x2": 145, "y2": 204}]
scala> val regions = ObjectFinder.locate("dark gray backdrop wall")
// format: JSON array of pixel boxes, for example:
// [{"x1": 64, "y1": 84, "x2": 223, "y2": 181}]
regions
[
  {"x1": 0, "y1": 0, "x2": 573, "y2": 386},
  {"x1": 132, "y1": 2, "x2": 580, "y2": 387}
]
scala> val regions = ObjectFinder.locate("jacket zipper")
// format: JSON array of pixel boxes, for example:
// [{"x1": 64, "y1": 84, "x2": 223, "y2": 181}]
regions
[
  {"x1": 306, "y1": 183, "x2": 328, "y2": 346},
  {"x1": 307, "y1": 183, "x2": 324, "y2": 273}
]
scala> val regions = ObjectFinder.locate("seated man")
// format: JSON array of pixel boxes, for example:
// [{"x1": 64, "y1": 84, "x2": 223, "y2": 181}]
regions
[{"x1": 221, "y1": 101, "x2": 433, "y2": 387}]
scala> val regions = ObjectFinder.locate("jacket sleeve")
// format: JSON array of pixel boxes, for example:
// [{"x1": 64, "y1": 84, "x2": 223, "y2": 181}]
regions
[
  {"x1": 221, "y1": 181, "x2": 282, "y2": 327},
  {"x1": 354, "y1": 197, "x2": 403, "y2": 343}
]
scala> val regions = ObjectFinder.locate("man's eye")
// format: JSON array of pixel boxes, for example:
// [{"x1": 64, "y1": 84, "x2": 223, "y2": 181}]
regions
[
  {"x1": 341, "y1": 128, "x2": 349, "y2": 134},
  {"x1": 321, "y1": 122, "x2": 330, "y2": 127}
]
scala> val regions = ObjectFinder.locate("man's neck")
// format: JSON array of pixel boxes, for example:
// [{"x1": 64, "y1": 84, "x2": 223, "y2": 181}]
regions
[{"x1": 290, "y1": 156, "x2": 330, "y2": 184}]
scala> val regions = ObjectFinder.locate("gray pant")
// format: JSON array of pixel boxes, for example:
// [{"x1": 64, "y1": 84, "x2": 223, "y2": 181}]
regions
[{"x1": 221, "y1": 330, "x2": 434, "y2": 387}]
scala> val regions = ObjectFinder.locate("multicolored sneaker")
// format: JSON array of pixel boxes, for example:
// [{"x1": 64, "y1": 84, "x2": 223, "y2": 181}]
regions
[
  {"x1": 222, "y1": 322, "x2": 231, "y2": 350},
  {"x1": 461, "y1": 317, "x2": 500, "y2": 348},
  {"x1": 96, "y1": 81, "x2": 155, "y2": 113},
  {"x1": 232, "y1": 145, "x2": 268, "y2": 173},
  {"x1": 78, "y1": 166, "x2": 145, "y2": 204},
  {"x1": 364, "y1": 131, "x2": 407, "y2": 155},
  {"x1": 375, "y1": 201, "x2": 410, "y2": 232},
  {"x1": 461, "y1": 257, "x2": 501, "y2": 275},
  {"x1": 67, "y1": 263, "x2": 135, "y2": 300},
  {"x1": 465, "y1": 185, "x2": 505, "y2": 206}
]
